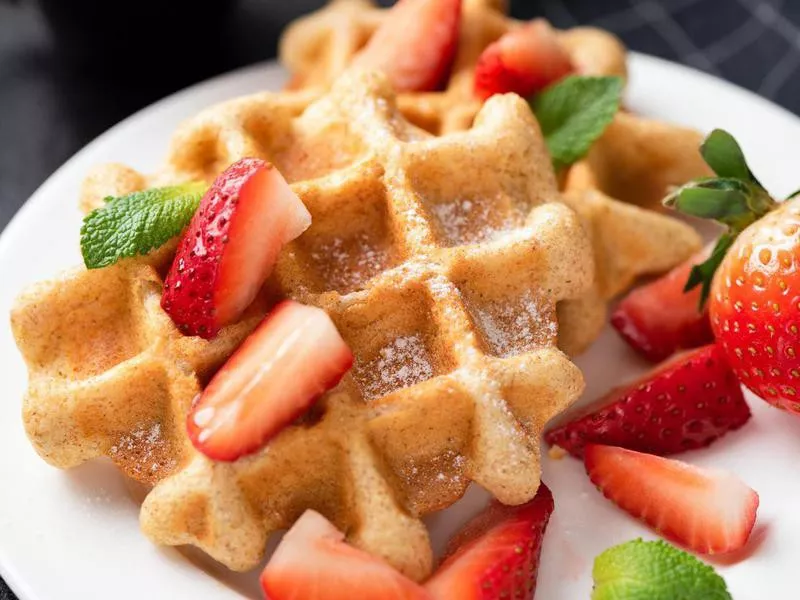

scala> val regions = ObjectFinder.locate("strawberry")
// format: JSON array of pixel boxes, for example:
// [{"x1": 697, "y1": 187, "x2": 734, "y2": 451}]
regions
[
  {"x1": 425, "y1": 484, "x2": 554, "y2": 600},
  {"x1": 710, "y1": 200, "x2": 800, "y2": 410},
  {"x1": 611, "y1": 248, "x2": 714, "y2": 362},
  {"x1": 187, "y1": 300, "x2": 353, "y2": 462},
  {"x1": 260, "y1": 510, "x2": 430, "y2": 600},
  {"x1": 162, "y1": 158, "x2": 311, "y2": 339},
  {"x1": 584, "y1": 444, "x2": 759, "y2": 554},
  {"x1": 667, "y1": 129, "x2": 800, "y2": 412},
  {"x1": 545, "y1": 344, "x2": 750, "y2": 458},
  {"x1": 352, "y1": 0, "x2": 461, "y2": 93},
  {"x1": 474, "y1": 20, "x2": 574, "y2": 101}
]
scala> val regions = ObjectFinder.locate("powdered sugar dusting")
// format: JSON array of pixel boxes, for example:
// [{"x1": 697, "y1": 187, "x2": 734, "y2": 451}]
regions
[
  {"x1": 356, "y1": 334, "x2": 435, "y2": 400},
  {"x1": 110, "y1": 422, "x2": 176, "y2": 483},
  {"x1": 472, "y1": 291, "x2": 556, "y2": 357},
  {"x1": 429, "y1": 196, "x2": 521, "y2": 246},
  {"x1": 399, "y1": 450, "x2": 468, "y2": 506},
  {"x1": 309, "y1": 233, "x2": 392, "y2": 293}
]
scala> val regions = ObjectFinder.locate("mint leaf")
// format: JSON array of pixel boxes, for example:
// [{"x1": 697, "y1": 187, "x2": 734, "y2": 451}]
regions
[
  {"x1": 701, "y1": 129, "x2": 761, "y2": 187},
  {"x1": 532, "y1": 75, "x2": 623, "y2": 171},
  {"x1": 592, "y1": 539, "x2": 731, "y2": 600},
  {"x1": 80, "y1": 182, "x2": 207, "y2": 269}
]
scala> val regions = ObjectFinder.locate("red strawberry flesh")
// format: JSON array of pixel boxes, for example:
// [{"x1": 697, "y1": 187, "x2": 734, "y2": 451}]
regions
[
  {"x1": 545, "y1": 344, "x2": 750, "y2": 458},
  {"x1": 162, "y1": 158, "x2": 311, "y2": 339},
  {"x1": 425, "y1": 484, "x2": 554, "y2": 600},
  {"x1": 187, "y1": 300, "x2": 353, "y2": 462},
  {"x1": 585, "y1": 444, "x2": 759, "y2": 554},
  {"x1": 260, "y1": 510, "x2": 430, "y2": 600},
  {"x1": 352, "y1": 0, "x2": 462, "y2": 92},
  {"x1": 474, "y1": 20, "x2": 574, "y2": 101},
  {"x1": 612, "y1": 248, "x2": 714, "y2": 362}
]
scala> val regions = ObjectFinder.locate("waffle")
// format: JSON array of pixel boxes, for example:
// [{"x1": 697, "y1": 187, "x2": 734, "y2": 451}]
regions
[
  {"x1": 11, "y1": 70, "x2": 594, "y2": 580},
  {"x1": 557, "y1": 188, "x2": 702, "y2": 355},
  {"x1": 280, "y1": 0, "x2": 628, "y2": 135},
  {"x1": 564, "y1": 111, "x2": 713, "y2": 210}
]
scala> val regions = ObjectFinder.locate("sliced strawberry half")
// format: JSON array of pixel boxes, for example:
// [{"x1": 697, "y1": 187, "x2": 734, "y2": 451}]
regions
[
  {"x1": 260, "y1": 510, "x2": 430, "y2": 600},
  {"x1": 611, "y1": 248, "x2": 714, "y2": 363},
  {"x1": 585, "y1": 444, "x2": 759, "y2": 554},
  {"x1": 187, "y1": 300, "x2": 353, "y2": 461},
  {"x1": 425, "y1": 485, "x2": 554, "y2": 599},
  {"x1": 162, "y1": 158, "x2": 311, "y2": 339},
  {"x1": 474, "y1": 20, "x2": 574, "y2": 101},
  {"x1": 351, "y1": 0, "x2": 461, "y2": 92},
  {"x1": 545, "y1": 344, "x2": 750, "y2": 458}
]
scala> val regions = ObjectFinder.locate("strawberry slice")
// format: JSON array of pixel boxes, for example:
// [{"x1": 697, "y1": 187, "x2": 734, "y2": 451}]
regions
[
  {"x1": 425, "y1": 485, "x2": 554, "y2": 599},
  {"x1": 187, "y1": 301, "x2": 353, "y2": 461},
  {"x1": 545, "y1": 344, "x2": 750, "y2": 458},
  {"x1": 611, "y1": 249, "x2": 714, "y2": 363},
  {"x1": 585, "y1": 444, "x2": 759, "y2": 554},
  {"x1": 162, "y1": 158, "x2": 311, "y2": 339},
  {"x1": 474, "y1": 20, "x2": 574, "y2": 101},
  {"x1": 351, "y1": 0, "x2": 461, "y2": 92},
  {"x1": 260, "y1": 510, "x2": 430, "y2": 600}
]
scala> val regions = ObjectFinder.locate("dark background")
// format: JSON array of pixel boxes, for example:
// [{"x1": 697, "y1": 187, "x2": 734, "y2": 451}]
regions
[{"x1": 0, "y1": 0, "x2": 797, "y2": 597}]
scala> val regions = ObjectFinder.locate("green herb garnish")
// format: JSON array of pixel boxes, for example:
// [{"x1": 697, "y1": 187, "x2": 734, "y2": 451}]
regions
[
  {"x1": 80, "y1": 181, "x2": 207, "y2": 269},
  {"x1": 532, "y1": 75, "x2": 624, "y2": 170},
  {"x1": 592, "y1": 539, "x2": 732, "y2": 600}
]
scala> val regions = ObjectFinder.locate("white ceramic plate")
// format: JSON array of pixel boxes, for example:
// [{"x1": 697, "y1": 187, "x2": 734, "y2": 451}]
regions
[{"x1": 2, "y1": 56, "x2": 800, "y2": 600}]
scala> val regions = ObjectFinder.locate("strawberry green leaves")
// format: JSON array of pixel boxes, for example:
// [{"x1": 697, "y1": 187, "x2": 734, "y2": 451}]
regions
[
  {"x1": 664, "y1": 129, "x2": 777, "y2": 306},
  {"x1": 682, "y1": 234, "x2": 735, "y2": 304},
  {"x1": 80, "y1": 182, "x2": 207, "y2": 269},
  {"x1": 667, "y1": 179, "x2": 751, "y2": 225},
  {"x1": 592, "y1": 539, "x2": 732, "y2": 600},
  {"x1": 666, "y1": 130, "x2": 774, "y2": 227},
  {"x1": 531, "y1": 75, "x2": 624, "y2": 171},
  {"x1": 701, "y1": 129, "x2": 761, "y2": 186}
]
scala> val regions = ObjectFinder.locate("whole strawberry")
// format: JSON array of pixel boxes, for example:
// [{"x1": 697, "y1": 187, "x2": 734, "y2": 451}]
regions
[
  {"x1": 711, "y1": 200, "x2": 800, "y2": 410},
  {"x1": 667, "y1": 129, "x2": 800, "y2": 412}
]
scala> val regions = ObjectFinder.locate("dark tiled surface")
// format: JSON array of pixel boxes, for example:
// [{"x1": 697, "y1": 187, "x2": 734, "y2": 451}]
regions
[{"x1": 1, "y1": 0, "x2": 797, "y2": 597}]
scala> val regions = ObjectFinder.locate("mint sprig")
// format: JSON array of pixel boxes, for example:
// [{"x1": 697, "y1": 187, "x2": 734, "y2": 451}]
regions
[
  {"x1": 532, "y1": 75, "x2": 624, "y2": 171},
  {"x1": 80, "y1": 182, "x2": 207, "y2": 269},
  {"x1": 592, "y1": 539, "x2": 732, "y2": 600},
  {"x1": 664, "y1": 129, "x2": 777, "y2": 306}
]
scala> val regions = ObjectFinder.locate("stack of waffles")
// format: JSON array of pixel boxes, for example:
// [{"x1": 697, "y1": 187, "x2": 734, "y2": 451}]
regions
[
  {"x1": 281, "y1": 0, "x2": 708, "y2": 354},
  {"x1": 11, "y1": 0, "x2": 711, "y2": 584}
]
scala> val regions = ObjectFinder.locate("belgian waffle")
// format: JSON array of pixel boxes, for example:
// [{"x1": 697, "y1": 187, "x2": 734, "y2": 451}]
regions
[
  {"x1": 280, "y1": 0, "x2": 628, "y2": 135},
  {"x1": 11, "y1": 70, "x2": 593, "y2": 580}
]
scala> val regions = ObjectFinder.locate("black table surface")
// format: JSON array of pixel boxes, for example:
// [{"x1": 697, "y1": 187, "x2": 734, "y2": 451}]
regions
[{"x1": 1, "y1": 0, "x2": 797, "y2": 597}]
